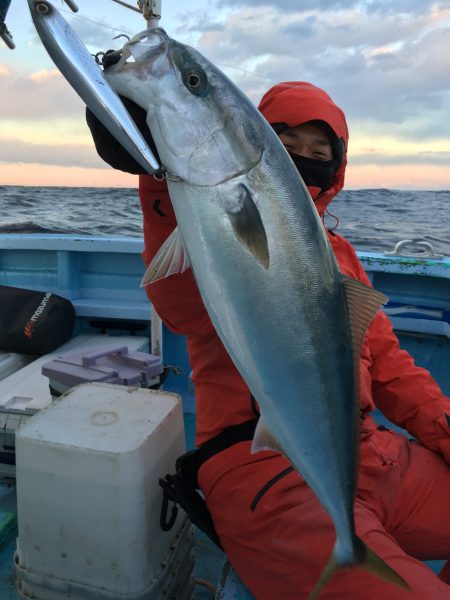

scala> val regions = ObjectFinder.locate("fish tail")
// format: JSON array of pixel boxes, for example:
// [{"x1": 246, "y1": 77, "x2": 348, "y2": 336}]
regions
[
  {"x1": 307, "y1": 536, "x2": 410, "y2": 600},
  {"x1": 356, "y1": 537, "x2": 410, "y2": 591},
  {"x1": 306, "y1": 553, "x2": 338, "y2": 600}
]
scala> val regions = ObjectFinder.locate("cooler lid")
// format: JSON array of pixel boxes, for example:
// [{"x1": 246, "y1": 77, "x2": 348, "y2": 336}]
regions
[{"x1": 16, "y1": 382, "x2": 181, "y2": 453}]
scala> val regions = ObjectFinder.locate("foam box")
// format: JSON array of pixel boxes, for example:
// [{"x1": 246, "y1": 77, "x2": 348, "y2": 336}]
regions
[{"x1": 15, "y1": 383, "x2": 187, "y2": 599}]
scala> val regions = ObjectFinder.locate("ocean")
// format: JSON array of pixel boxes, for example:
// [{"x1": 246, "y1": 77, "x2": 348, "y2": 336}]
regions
[{"x1": 0, "y1": 186, "x2": 448, "y2": 256}]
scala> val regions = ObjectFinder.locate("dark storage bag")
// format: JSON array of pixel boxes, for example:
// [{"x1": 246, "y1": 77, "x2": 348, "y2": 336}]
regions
[{"x1": 0, "y1": 285, "x2": 75, "y2": 355}]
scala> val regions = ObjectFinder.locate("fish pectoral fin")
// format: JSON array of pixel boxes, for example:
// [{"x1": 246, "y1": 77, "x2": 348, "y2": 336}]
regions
[
  {"x1": 140, "y1": 226, "x2": 190, "y2": 286},
  {"x1": 251, "y1": 415, "x2": 284, "y2": 454},
  {"x1": 225, "y1": 183, "x2": 269, "y2": 269},
  {"x1": 342, "y1": 276, "x2": 388, "y2": 359}
]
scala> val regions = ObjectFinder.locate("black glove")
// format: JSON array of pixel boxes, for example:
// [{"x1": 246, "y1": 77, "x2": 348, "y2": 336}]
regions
[{"x1": 86, "y1": 95, "x2": 160, "y2": 175}]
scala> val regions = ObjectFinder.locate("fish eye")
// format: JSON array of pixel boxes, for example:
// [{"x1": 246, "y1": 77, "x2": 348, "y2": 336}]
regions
[
  {"x1": 183, "y1": 68, "x2": 208, "y2": 96},
  {"x1": 187, "y1": 72, "x2": 202, "y2": 88}
]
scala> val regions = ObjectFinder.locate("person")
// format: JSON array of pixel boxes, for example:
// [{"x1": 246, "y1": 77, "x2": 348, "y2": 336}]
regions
[
  {"x1": 86, "y1": 81, "x2": 450, "y2": 599},
  {"x1": 0, "y1": 0, "x2": 14, "y2": 49}
]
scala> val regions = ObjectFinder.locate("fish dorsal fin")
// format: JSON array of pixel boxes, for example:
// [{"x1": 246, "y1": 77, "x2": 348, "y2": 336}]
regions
[
  {"x1": 343, "y1": 275, "x2": 388, "y2": 360},
  {"x1": 140, "y1": 226, "x2": 190, "y2": 286},
  {"x1": 225, "y1": 183, "x2": 269, "y2": 269},
  {"x1": 251, "y1": 415, "x2": 285, "y2": 455}
]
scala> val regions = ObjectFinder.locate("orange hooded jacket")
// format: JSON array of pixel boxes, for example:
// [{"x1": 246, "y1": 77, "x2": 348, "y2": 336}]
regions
[{"x1": 139, "y1": 82, "x2": 450, "y2": 463}]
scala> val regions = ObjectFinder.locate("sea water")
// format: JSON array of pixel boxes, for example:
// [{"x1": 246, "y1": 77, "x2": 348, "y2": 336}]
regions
[{"x1": 0, "y1": 186, "x2": 448, "y2": 255}]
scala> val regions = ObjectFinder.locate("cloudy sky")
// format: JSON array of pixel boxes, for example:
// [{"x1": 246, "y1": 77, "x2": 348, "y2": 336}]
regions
[{"x1": 0, "y1": 0, "x2": 449, "y2": 188}]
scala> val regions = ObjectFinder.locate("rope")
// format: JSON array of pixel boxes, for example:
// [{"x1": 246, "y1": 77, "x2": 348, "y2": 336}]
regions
[{"x1": 59, "y1": 7, "x2": 135, "y2": 36}]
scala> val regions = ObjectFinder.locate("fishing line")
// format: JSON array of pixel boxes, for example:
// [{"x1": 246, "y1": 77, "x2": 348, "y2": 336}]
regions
[
  {"x1": 110, "y1": 0, "x2": 141, "y2": 13},
  {"x1": 59, "y1": 3, "x2": 271, "y2": 85},
  {"x1": 216, "y1": 63, "x2": 273, "y2": 83},
  {"x1": 59, "y1": 7, "x2": 135, "y2": 37}
]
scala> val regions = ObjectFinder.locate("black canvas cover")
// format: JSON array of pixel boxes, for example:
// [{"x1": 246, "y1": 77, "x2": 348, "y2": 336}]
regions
[{"x1": 0, "y1": 285, "x2": 75, "y2": 355}]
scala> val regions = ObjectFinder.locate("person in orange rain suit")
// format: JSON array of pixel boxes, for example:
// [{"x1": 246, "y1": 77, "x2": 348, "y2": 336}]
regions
[{"x1": 87, "y1": 81, "x2": 450, "y2": 599}]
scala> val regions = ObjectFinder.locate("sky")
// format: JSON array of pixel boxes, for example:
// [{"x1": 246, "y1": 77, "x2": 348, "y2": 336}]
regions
[{"x1": 0, "y1": 0, "x2": 449, "y2": 189}]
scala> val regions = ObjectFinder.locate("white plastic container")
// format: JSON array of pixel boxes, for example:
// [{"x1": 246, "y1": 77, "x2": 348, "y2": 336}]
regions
[{"x1": 15, "y1": 382, "x2": 192, "y2": 600}]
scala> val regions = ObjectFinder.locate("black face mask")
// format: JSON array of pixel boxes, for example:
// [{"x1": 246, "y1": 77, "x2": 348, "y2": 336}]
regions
[{"x1": 288, "y1": 153, "x2": 339, "y2": 194}]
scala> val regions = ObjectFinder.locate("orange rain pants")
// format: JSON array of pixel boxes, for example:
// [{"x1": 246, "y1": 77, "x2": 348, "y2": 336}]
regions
[
  {"x1": 139, "y1": 176, "x2": 450, "y2": 599},
  {"x1": 199, "y1": 429, "x2": 450, "y2": 599}
]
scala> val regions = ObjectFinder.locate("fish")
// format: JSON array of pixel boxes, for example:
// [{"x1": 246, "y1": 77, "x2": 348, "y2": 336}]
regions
[
  {"x1": 27, "y1": 0, "x2": 161, "y2": 177},
  {"x1": 103, "y1": 28, "x2": 410, "y2": 597},
  {"x1": 30, "y1": 5, "x2": 410, "y2": 596}
]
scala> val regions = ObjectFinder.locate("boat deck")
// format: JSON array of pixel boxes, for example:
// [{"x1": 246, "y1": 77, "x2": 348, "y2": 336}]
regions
[{"x1": 0, "y1": 236, "x2": 448, "y2": 597}]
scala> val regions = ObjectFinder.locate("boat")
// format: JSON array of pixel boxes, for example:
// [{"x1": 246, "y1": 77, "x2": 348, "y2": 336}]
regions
[
  {"x1": 0, "y1": 233, "x2": 448, "y2": 599},
  {"x1": 0, "y1": 2, "x2": 448, "y2": 597}
]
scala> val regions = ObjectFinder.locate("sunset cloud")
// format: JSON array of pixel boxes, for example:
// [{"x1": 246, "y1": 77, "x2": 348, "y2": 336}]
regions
[
  {"x1": 0, "y1": 66, "x2": 84, "y2": 119},
  {"x1": 0, "y1": 0, "x2": 448, "y2": 188},
  {"x1": 0, "y1": 139, "x2": 104, "y2": 168},
  {"x1": 30, "y1": 68, "x2": 61, "y2": 82}
]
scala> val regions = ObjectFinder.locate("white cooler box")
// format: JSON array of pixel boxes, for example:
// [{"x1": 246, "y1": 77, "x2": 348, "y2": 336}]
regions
[{"x1": 14, "y1": 382, "x2": 194, "y2": 600}]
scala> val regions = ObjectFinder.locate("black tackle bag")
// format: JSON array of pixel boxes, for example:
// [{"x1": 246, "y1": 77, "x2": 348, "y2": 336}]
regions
[{"x1": 0, "y1": 285, "x2": 75, "y2": 355}]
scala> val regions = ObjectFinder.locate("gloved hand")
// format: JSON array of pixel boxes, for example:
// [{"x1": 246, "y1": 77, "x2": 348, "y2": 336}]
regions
[{"x1": 86, "y1": 95, "x2": 160, "y2": 175}]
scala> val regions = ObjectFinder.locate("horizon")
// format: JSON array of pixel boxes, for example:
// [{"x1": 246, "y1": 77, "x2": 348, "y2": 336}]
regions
[{"x1": 1, "y1": 182, "x2": 448, "y2": 193}]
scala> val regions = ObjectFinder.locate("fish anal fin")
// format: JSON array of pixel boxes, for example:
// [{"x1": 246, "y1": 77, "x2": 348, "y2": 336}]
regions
[
  {"x1": 141, "y1": 226, "x2": 190, "y2": 286},
  {"x1": 251, "y1": 415, "x2": 284, "y2": 454},
  {"x1": 226, "y1": 183, "x2": 269, "y2": 269},
  {"x1": 343, "y1": 276, "x2": 388, "y2": 360}
]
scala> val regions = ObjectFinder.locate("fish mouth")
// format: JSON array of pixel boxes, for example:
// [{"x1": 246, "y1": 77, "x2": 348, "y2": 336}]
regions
[{"x1": 126, "y1": 27, "x2": 169, "y2": 62}]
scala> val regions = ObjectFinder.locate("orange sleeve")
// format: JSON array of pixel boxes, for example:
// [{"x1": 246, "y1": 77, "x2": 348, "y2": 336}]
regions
[
  {"x1": 368, "y1": 311, "x2": 450, "y2": 462},
  {"x1": 138, "y1": 174, "x2": 214, "y2": 337}
]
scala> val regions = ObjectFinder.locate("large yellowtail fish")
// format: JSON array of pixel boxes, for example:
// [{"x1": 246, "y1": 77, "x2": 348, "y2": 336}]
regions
[
  {"x1": 105, "y1": 28, "x2": 409, "y2": 598},
  {"x1": 30, "y1": 5, "x2": 410, "y2": 596}
]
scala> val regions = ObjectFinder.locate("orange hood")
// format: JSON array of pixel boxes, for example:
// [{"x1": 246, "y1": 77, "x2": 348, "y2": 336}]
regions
[{"x1": 258, "y1": 82, "x2": 349, "y2": 215}]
